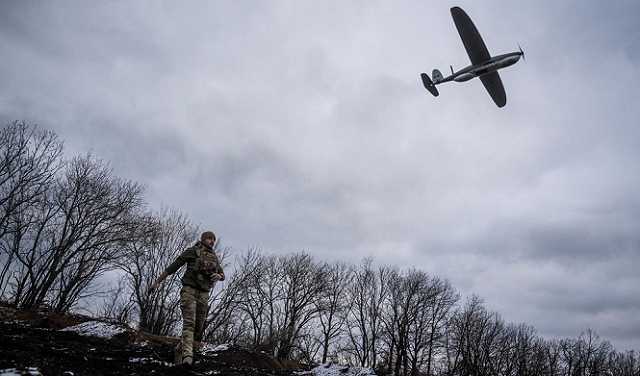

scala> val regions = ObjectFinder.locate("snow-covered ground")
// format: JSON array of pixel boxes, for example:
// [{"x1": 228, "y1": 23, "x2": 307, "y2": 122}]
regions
[
  {"x1": 134, "y1": 340, "x2": 150, "y2": 347},
  {"x1": 128, "y1": 357, "x2": 172, "y2": 367},
  {"x1": 200, "y1": 343, "x2": 230, "y2": 355},
  {"x1": 297, "y1": 364, "x2": 376, "y2": 376},
  {"x1": 60, "y1": 321, "x2": 127, "y2": 339},
  {"x1": 0, "y1": 367, "x2": 43, "y2": 376}
]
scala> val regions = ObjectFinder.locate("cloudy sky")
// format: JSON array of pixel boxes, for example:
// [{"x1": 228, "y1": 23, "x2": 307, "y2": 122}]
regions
[{"x1": 1, "y1": 1, "x2": 639, "y2": 350}]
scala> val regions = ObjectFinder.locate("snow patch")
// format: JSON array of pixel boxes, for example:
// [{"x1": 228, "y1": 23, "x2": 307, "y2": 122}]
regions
[
  {"x1": 129, "y1": 357, "x2": 172, "y2": 367},
  {"x1": 201, "y1": 343, "x2": 230, "y2": 354},
  {"x1": 2, "y1": 320, "x2": 30, "y2": 327},
  {"x1": 60, "y1": 321, "x2": 127, "y2": 339},
  {"x1": 306, "y1": 364, "x2": 376, "y2": 376},
  {"x1": 0, "y1": 368, "x2": 43, "y2": 376}
]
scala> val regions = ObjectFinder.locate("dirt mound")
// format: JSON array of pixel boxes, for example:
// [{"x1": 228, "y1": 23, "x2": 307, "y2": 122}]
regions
[
  {"x1": 0, "y1": 304, "x2": 92, "y2": 329},
  {"x1": 0, "y1": 306, "x2": 309, "y2": 376},
  {"x1": 201, "y1": 344, "x2": 290, "y2": 370}
]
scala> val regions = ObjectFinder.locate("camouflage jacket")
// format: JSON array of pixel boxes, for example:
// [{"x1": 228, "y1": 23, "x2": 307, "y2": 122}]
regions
[{"x1": 164, "y1": 241, "x2": 225, "y2": 292}]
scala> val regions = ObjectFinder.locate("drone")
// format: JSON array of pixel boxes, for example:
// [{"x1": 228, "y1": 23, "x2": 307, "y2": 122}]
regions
[{"x1": 421, "y1": 7, "x2": 524, "y2": 108}]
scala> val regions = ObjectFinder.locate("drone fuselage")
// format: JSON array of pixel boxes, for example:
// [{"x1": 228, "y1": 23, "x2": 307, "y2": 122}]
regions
[{"x1": 438, "y1": 51, "x2": 522, "y2": 84}]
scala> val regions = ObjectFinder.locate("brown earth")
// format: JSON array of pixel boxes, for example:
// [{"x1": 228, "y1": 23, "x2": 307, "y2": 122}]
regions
[{"x1": 0, "y1": 305, "x2": 310, "y2": 376}]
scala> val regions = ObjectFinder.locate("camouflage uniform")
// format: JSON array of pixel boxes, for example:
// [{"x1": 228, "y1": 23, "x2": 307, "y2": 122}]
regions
[{"x1": 163, "y1": 240, "x2": 224, "y2": 364}]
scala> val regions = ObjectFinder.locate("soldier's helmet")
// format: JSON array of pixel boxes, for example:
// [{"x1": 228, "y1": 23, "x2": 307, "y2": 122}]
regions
[{"x1": 201, "y1": 231, "x2": 216, "y2": 243}]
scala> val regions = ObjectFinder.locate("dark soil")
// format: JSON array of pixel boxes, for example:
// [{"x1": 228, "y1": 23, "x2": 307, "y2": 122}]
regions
[{"x1": 0, "y1": 306, "x2": 309, "y2": 376}]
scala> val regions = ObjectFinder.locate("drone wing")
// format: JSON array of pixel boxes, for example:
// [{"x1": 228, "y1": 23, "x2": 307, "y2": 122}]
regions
[
  {"x1": 450, "y1": 7, "x2": 491, "y2": 65},
  {"x1": 480, "y1": 72, "x2": 507, "y2": 108}
]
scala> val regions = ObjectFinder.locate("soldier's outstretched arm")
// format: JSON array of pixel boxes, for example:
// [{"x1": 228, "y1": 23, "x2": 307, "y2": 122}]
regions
[{"x1": 151, "y1": 247, "x2": 194, "y2": 290}]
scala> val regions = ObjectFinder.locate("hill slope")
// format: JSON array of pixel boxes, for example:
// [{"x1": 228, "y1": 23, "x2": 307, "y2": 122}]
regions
[{"x1": 0, "y1": 305, "x2": 307, "y2": 376}]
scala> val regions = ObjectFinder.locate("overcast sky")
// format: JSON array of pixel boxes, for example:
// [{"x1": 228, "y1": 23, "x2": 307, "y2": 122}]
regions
[{"x1": 1, "y1": 1, "x2": 639, "y2": 350}]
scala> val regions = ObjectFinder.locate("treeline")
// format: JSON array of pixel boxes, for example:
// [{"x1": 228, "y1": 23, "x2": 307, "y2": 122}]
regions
[
  {"x1": 199, "y1": 253, "x2": 640, "y2": 376},
  {"x1": 1, "y1": 121, "x2": 639, "y2": 376}
]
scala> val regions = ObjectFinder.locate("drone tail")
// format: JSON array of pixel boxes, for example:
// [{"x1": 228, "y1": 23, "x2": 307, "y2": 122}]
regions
[{"x1": 420, "y1": 73, "x2": 439, "y2": 97}]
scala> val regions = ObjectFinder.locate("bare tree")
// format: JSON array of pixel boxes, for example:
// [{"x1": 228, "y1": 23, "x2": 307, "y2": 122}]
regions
[
  {"x1": 221, "y1": 249, "x2": 298, "y2": 353},
  {"x1": 234, "y1": 249, "x2": 274, "y2": 348},
  {"x1": 118, "y1": 208, "x2": 197, "y2": 335},
  {"x1": 275, "y1": 253, "x2": 326, "y2": 360},
  {"x1": 544, "y1": 339, "x2": 562, "y2": 376},
  {"x1": 297, "y1": 326, "x2": 323, "y2": 364},
  {"x1": 573, "y1": 329, "x2": 613, "y2": 376},
  {"x1": 345, "y1": 259, "x2": 375, "y2": 367},
  {"x1": 423, "y1": 277, "x2": 458, "y2": 376},
  {"x1": 204, "y1": 243, "x2": 252, "y2": 345},
  {"x1": 445, "y1": 295, "x2": 508, "y2": 376},
  {"x1": 98, "y1": 277, "x2": 135, "y2": 325},
  {"x1": 382, "y1": 268, "x2": 435, "y2": 376},
  {"x1": 345, "y1": 259, "x2": 389, "y2": 369},
  {"x1": 315, "y1": 261, "x2": 353, "y2": 364},
  {"x1": 0, "y1": 122, "x2": 62, "y2": 237},
  {"x1": 203, "y1": 256, "x2": 251, "y2": 344},
  {"x1": 607, "y1": 350, "x2": 640, "y2": 376},
  {"x1": 7, "y1": 154, "x2": 144, "y2": 311},
  {"x1": 0, "y1": 122, "x2": 62, "y2": 297},
  {"x1": 387, "y1": 268, "x2": 418, "y2": 376}
]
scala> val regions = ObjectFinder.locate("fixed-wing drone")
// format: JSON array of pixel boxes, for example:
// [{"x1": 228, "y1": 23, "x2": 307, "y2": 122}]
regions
[{"x1": 421, "y1": 6, "x2": 524, "y2": 108}]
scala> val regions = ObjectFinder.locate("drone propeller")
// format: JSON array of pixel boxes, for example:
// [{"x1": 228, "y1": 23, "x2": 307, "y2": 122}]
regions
[{"x1": 518, "y1": 43, "x2": 525, "y2": 61}]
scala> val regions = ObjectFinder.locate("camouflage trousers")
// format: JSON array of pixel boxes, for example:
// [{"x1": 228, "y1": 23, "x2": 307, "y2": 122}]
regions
[{"x1": 176, "y1": 285, "x2": 209, "y2": 364}]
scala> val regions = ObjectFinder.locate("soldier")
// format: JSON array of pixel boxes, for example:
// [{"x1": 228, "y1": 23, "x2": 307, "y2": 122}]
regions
[{"x1": 151, "y1": 230, "x2": 224, "y2": 366}]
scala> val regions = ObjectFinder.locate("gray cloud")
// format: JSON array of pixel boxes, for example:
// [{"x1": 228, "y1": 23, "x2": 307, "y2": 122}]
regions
[{"x1": 1, "y1": 0, "x2": 639, "y2": 350}]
